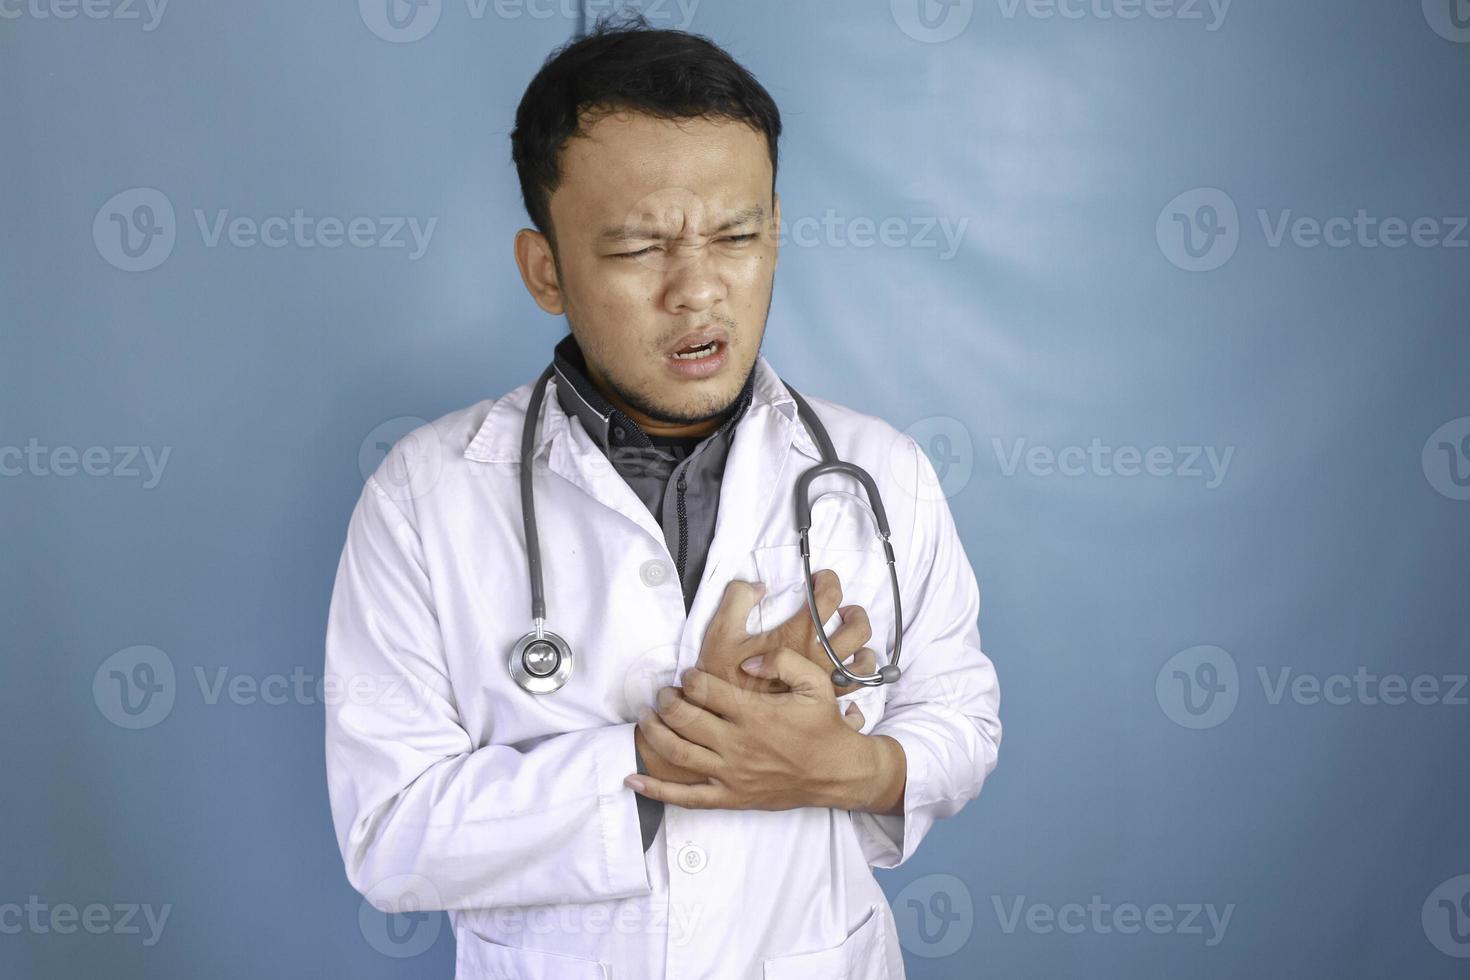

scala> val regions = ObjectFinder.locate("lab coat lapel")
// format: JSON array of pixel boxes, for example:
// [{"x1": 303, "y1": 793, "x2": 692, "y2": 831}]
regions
[
  {"x1": 543, "y1": 418, "x2": 669, "y2": 547},
  {"x1": 467, "y1": 371, "x2": 670, "y2": 548},
  {"x1": 691, "y1": 357, "x2": 822, "y2": 623}
]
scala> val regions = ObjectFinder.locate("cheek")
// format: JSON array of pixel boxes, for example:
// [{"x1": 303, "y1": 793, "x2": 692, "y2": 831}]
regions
[
  {"x1": 574, "y1": 275, "x2": 656, "y2": 321},
  {"x1": 725, "y1": 251, "x2": 773, "y2": 289}
]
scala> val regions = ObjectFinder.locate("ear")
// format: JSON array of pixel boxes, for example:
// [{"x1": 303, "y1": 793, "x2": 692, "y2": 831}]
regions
[{"x1": 514, "y1": 228, "x2": 565, "y2": 315}]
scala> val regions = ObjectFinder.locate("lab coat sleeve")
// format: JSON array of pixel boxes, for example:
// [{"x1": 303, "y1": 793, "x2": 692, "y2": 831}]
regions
[
  {"x1": 849, "y1": 434, "x2": 1002, "y2": 868},
  {"x1": 323, "y1": 475, "x2": 651, "y2": 912}
]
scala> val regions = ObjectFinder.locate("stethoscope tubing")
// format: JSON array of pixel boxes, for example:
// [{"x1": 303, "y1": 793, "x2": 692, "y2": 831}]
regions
[{"x1": 512, "y1": 362, "x2": 903, "y2": 693}]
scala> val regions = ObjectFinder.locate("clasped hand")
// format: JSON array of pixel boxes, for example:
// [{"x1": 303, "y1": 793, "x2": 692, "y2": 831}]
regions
[{"x1": 625, "y1": 569, "x2": 882, "y2": 811}]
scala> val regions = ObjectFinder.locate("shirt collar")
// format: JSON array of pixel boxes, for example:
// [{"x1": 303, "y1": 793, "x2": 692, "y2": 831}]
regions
[
  {"x1": 550, "y1": 333, "x2": 754, "y2": 455},
  {"x1": 463, "y1": 342, "x2": 818, "y2": 464}
]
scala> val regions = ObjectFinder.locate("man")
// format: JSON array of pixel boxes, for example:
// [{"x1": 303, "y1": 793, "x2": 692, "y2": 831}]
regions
[{"x1": 324, "y1": 18, "x2": 1000, "y2": 979}]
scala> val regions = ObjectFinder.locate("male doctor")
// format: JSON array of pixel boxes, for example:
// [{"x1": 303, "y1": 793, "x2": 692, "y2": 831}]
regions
[{"x1": 324, "y1": 18, "x2": 1001, "y2": 980}]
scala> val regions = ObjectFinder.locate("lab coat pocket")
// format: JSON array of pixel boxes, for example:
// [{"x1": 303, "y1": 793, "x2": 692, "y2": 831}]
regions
[
  {"x1": 761, "y1": 902, "x2": 890, "y2": 980},
  {"x1": 455, "y1": 929, "x2": 608, "y2": 980}
]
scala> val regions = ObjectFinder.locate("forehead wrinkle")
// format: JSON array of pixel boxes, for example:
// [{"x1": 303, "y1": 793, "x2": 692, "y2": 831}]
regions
[{"x1": 599, "y1": 204, "x2": 766, "y2": 243}]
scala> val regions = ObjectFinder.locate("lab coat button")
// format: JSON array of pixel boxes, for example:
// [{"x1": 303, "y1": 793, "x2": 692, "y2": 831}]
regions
[
  {"x1": 640, "y1": 559, "x2": 672, "y2": 587},
  {"x1": 676, "y1": 843, "x2": 707, "y2": 874}
]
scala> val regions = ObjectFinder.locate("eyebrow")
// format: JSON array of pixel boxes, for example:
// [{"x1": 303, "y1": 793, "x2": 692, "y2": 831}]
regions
[{"x1": 599, "y1": 205, "x2": 766, "y2": 243}]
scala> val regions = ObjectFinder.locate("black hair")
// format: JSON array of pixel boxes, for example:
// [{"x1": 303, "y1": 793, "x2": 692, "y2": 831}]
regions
[{"x1": 510, "y1": 12, "x2": 782, "y2": 247}]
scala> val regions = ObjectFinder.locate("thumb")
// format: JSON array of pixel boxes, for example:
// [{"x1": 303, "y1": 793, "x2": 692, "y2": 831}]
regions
[{"x1": 741, "y1": 647, "x2": 828, "y2": 699}]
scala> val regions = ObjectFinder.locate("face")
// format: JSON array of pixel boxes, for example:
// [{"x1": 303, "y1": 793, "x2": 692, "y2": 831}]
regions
[{"x1": 514, "y1": 109, "x2": 780, "y2": 436}]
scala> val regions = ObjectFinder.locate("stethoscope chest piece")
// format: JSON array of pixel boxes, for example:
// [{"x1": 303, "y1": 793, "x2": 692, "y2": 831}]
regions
[{"x1": 510, "y1": 625, "x2": 573, "y2": 694}]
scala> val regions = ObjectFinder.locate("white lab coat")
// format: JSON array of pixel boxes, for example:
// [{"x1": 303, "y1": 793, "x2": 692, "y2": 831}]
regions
[{"x1": 323, "y1": 353, "x2": 1001, "y2": 979}]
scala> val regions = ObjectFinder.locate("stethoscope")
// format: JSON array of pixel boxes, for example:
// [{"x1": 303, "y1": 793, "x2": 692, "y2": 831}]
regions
[{"x1": 510, "y1": 363, "x2": 904, "y2": 695}]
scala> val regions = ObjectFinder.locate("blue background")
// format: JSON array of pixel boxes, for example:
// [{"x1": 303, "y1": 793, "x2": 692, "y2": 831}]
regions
[{"x1": 3, "y1": 0, "x2": 1468, "y2": 976}]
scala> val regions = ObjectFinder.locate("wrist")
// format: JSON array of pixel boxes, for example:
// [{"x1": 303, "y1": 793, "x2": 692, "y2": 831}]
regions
[
  {"x1": 833, "y1": 731, "x2": 906, "y2": 815},
  {"x1": 821, "y1": 727, "x2": 906, "y2": 814}
]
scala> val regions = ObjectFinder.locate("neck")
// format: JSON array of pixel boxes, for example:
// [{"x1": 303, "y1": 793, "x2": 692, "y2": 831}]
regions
[{"x1": 585, "y1": 364, "x2": 725, "y2": 439}]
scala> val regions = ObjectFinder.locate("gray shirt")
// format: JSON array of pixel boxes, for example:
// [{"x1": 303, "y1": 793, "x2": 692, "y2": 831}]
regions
[{"x1": 550, "y1": 333, "x2": 755, "y2": 851}]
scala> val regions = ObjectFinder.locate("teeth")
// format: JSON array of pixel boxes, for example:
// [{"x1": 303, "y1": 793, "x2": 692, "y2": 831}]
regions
[{"x1": 672, "y1": 341, "x2": 717, "y2": 360}]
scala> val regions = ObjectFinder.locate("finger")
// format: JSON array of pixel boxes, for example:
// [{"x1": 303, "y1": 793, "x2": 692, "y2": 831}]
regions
[
  {"x1": 830, "y1": 603, "x2": 873, "y2": 653},
  {"x1": 833, "y1": 646, "x2": 878, "y2": 697},
  {"x1": 624, "y1": 773, "x2": 729, "y2": 810},
  {"x1": 841, "y1": 701, "x2": 866, "y2": 730},
  {"x1": 778, "y1": 567, "x2": 842, "y2": 639},
  {"x1": 812, "y1": 604, "x2": 873, "y2": 682},
  {"x1": 654, "y1": 686, "x2": 732, "y2": 750},
  {"x1": 741, "y1": 647, "x2": 833, "y2": 702},
  {"x1": 680, "y1": 667, "x2": 773, "y2": 720},
  {"x1": 637, "y1": 706, "x2": 722, "y2": 775},
  {"x1": 721, "y1": 667, "x2": 788, "y2": 697},
  {"x1": 707, "y1": 579, "x2": 768, "y2": 648}
]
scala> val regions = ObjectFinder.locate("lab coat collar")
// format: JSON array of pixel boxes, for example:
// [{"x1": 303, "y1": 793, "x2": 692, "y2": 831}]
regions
[{"x1": 463, "y1": 352, "x2": 820, "y2": 465}]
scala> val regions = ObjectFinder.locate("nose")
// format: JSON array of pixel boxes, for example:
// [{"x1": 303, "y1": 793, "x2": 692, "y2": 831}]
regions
[{"x1": 661, "y1": 245, "x2": 725, "y2": 315}]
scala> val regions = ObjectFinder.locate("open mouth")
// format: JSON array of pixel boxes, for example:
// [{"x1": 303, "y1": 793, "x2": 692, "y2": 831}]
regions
[{"x1": 670, "y1": 340, "x2": 722, "y2": 361}]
